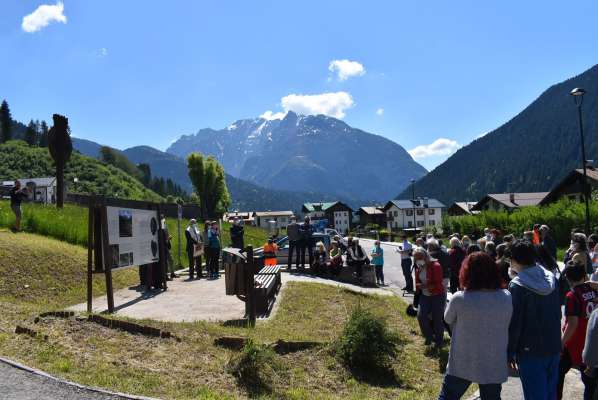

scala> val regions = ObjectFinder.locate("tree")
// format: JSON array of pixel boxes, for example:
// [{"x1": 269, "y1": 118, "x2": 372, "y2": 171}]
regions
[
  {"x1": 38, "y1": 121, "x2": 49, "y2": 147},
  {"x1": 187, "y1": 152, "x2": 231, "y2": 219},
  {"x1": 137, "y1": 163, "x2": 151, "y2": 186},
  {"x1": 0, "y1": 100, "x2": 12, "y2": 143},
  {"x1": 25, "y1": 119, "x2": 38, "y2": 146},
  {"x1": 48, "y1": 114, "x2": 73, "y2": 208}
]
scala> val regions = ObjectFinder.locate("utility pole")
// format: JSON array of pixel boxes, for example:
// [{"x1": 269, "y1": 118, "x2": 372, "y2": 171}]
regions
[{"x1": 571, "y1": 88, "x2": 592, "y2": 235}]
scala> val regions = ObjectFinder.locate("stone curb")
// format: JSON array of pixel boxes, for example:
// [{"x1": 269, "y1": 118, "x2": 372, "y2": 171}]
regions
[{"x1": 0, "y1": 357, "x2": 162, "y2": 400}]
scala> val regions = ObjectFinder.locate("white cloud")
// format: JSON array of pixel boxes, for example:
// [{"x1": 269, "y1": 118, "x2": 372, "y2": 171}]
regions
[
  {"x1": 261, "y1": 91, "x2": 355, "y2": 120},
  {"x1": 476, "y1": 131, "x2": 490, "y2": 139},
  {"x1": 408, "y1": 138, "x2": 460, "y2": 159},
  {"x1": 22, "y1": 2, "x2": 67, "y2": 33},
  {"x1": 376, "y1": 108, "x2": 384, "y2": 116},
  {"x1": 97, "y1": 48, "x2": 108, "y2": 58},
  {"x1": 260, "y1": 110, "x2": 287, "y2": 120},
  {"x1": 328, "y1": 59, "x2": 366, "y2": 81}
]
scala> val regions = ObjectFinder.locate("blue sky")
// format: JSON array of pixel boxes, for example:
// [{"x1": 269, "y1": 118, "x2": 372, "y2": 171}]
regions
[{"x1": 1, "y1": 1, "x2": 598, "y2": 170}]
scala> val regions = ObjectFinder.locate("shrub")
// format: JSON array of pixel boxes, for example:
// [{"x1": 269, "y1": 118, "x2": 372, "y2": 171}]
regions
[
  {"x1": 226, "y1": 339, "x2": 280, "y2": 395},
  {"x1": 336, "y1": 306, "x2": 399, "y2": 371},
  {"x1": 442, "y1": 197, "x2": 598, "y2": 247}
]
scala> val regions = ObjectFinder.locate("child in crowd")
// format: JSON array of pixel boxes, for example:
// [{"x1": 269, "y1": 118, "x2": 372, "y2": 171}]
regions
[{"x1": 558, "y1": 261, "x2": 598, "y2": 399}]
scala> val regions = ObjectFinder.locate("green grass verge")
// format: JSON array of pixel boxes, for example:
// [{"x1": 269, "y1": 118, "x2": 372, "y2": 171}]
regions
[
  {"x1": 0, "y1": 200, "x2": 269, "y2": 267},
  {"x1": 0, "y1": 231, "x2": 448, "y2": 399}
]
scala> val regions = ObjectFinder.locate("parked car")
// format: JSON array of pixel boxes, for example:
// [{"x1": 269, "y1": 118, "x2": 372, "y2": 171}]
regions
[{"x1": 254, "y1": 233, "x2": 331, "y2": 266}]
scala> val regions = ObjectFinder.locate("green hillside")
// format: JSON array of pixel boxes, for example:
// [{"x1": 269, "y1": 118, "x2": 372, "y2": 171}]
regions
[
  {"x1": 400, "y1": 64, "x2": 598, "y2": 204},
  {"x1": 0, "y1": 140, "x2": 163, "y2": 202}
]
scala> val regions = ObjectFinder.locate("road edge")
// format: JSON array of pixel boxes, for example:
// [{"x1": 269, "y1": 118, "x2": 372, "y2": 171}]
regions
[{"x1": 0, "y1": 356, "x2": 162, "y2": 400}]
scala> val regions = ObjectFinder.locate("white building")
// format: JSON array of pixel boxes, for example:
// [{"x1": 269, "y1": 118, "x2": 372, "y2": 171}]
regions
[
  {"x1": 302, "y1": 202, "x2": 353, "y2": 234},
  {"x1": 383, "y1": 199, "x2": 445, "y2": 232},
  {"x1": 253, "y1": 211, "x2": 295, "y2": 229},
  {"x1": 1, "y1": 177, "x2": 59, "y2": 204}
]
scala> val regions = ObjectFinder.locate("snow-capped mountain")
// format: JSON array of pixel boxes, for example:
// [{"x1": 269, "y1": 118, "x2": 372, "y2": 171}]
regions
[{"x1": 167, "y1": 111, "x2": 427, "y2": 202}]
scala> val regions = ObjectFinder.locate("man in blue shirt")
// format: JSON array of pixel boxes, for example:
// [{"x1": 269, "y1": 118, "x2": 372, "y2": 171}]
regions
[{"x1": 397, "y1": 234, "x2": 414, "y2": 292}]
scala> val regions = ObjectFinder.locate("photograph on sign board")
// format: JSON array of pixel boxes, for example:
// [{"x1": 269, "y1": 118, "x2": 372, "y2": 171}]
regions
[
  {"x1": 151, "y1": 240, "x2": 158, "y2": 258},
  {"x1": 119, "y1": 252, "x2": 133, "y2": 267},
  {"x1": 110, "y1": 244, "x2": 119, "y2": 268},
  {"x1": 150, "y1": 217, "x2": 158, "y2": 236},
  {"x1": 119, "y1": 210, "x2": 133, "y2": 237}
]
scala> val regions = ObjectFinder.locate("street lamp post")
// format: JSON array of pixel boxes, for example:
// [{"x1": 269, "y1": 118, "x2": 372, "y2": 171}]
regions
[
  {"x1": 571, "y1": 88, "x2": 591, "y2": 235},
  {"x1": 411, "y1": 179, "x2": 416, "y2": 238}
]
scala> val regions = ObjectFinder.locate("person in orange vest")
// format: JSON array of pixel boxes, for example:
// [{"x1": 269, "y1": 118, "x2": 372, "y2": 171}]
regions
[{"x1": 263, "y1": 237, "x2": 278, "y2": 266}]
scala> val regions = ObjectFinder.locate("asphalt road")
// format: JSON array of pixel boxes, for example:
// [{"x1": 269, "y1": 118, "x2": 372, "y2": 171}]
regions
[
  {"x1": 0, "y1": 360, "x2": 126, "y2": 400},
  {"x1": 358, "y1": 238, "x2": 411, "y2": 296}
]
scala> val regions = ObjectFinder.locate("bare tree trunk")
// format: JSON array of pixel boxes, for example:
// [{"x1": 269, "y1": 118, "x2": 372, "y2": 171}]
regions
[{"x1": 56, "y1": 163, "x2": 64, "y2": 208}]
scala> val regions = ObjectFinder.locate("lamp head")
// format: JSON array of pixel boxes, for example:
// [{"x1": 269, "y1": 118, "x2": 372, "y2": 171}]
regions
[{"x1": 571, "y1": 87, "x2": 586, "y2": 107}]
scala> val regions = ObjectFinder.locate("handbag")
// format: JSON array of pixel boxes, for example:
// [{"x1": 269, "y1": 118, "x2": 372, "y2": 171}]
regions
[{"x1": 193, "y1": 243, "x2": 204, "y2": 257}]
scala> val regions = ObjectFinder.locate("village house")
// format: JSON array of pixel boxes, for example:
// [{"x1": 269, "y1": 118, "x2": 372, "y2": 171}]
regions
[
  {"x1": 302, "y1": 201, "x2": 353, "y2": 234},
  {"x1": 356, "y1": 206, "x2": 386, "y2": 228},
  {"x1": 540, "y1": 168, "x2": 598, "y2": 205},
  {"x1": 383, "y1": 198, "x2": 445, "y2": 232},
  {"x1": 1, "y1": 177, "x2": 59, "y2": 205},
  {"x1": 253, "y1": 211, "x2": 295, "y2": 229},
  {"x1": 447, "y1": 201, "x2": 479, "y2": 216},
  {"x1": 472, "y1": 192, "x2": 549, "y2": 212}
]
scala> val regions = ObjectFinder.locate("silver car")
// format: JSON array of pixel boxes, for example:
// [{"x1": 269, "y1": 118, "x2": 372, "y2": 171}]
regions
[{"x1": 254, "y1": 233, "x2": 332, "y2": 265}]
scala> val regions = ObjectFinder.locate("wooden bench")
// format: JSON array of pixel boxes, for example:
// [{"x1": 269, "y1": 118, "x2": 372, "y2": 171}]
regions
[
  {"x1": 254, "y1": 274, "x2": 277, "y2": 314},
  {"x1": 257, "y1": 265, "x2": 282, "y2": 292}
]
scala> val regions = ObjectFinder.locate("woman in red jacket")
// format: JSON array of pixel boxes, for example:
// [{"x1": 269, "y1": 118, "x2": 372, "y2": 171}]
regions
[{"x1": 414, "y1": 247, "x2": 446, "y2": 349}]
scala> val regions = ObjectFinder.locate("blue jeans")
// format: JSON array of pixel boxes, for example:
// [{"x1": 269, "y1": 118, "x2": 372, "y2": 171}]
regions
[
  {"x1": 517, "y1": 354, "x2": 559, "y2": 400},
  {"x1": 438, "y1": 374, "x2": 501, "y2": 400}
]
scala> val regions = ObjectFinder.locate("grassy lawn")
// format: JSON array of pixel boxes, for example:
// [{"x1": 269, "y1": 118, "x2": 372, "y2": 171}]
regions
[
  {"x1": 0, "y1": 229, "x2": 450, "y2": 399},
  {"x1": 0, "y1": 200, "x2": 269, "y2": 268}
]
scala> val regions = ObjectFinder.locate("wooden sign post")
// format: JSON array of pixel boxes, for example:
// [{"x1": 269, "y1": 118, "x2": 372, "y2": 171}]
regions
[{"x1": 86, "y1": 196, "x2": 168, "y2": 314}]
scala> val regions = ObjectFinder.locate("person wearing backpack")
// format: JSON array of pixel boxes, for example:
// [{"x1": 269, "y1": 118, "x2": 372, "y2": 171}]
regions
[{"x1": 507, "y1": 240, "x2": 561, "y2": 400}]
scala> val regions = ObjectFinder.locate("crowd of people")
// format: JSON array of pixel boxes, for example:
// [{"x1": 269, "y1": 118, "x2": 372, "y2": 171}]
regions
[{"x1": 401, "y1": 226, "x2": 598, "y2": 399}]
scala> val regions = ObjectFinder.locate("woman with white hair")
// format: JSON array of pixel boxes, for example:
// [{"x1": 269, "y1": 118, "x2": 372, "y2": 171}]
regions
[
  {"x1": 414, "y1": 247, "x2": 446, "y2": 348},
  {"x1": 185, "y1": 218, "x2": 203, "y2": 280}
]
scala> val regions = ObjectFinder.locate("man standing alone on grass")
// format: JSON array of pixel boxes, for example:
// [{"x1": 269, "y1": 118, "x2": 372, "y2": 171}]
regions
[
  {"x1": 10, "y1": 180, "x2": 27, "y2": 232},
  {"x1": 286, "y1": 216, "x2": 300, "y2": 271},
  {"x1": 507, "y1": 240, "x2": 561, "y2": 400}
]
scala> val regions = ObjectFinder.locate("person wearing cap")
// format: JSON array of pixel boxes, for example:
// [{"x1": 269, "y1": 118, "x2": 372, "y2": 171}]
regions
[
  {"x1": 230, "y1": 218, "x2": 244, "y2": 249},
  {"x1": 263, "y1": 237, "x2": 278, "y2": 267},
  {"x1": 185, "y1": 219, "x2": 203, "y2": 280},
  {"x1": 558, "y1": 261, "x2": 598, "y2": 399}
]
